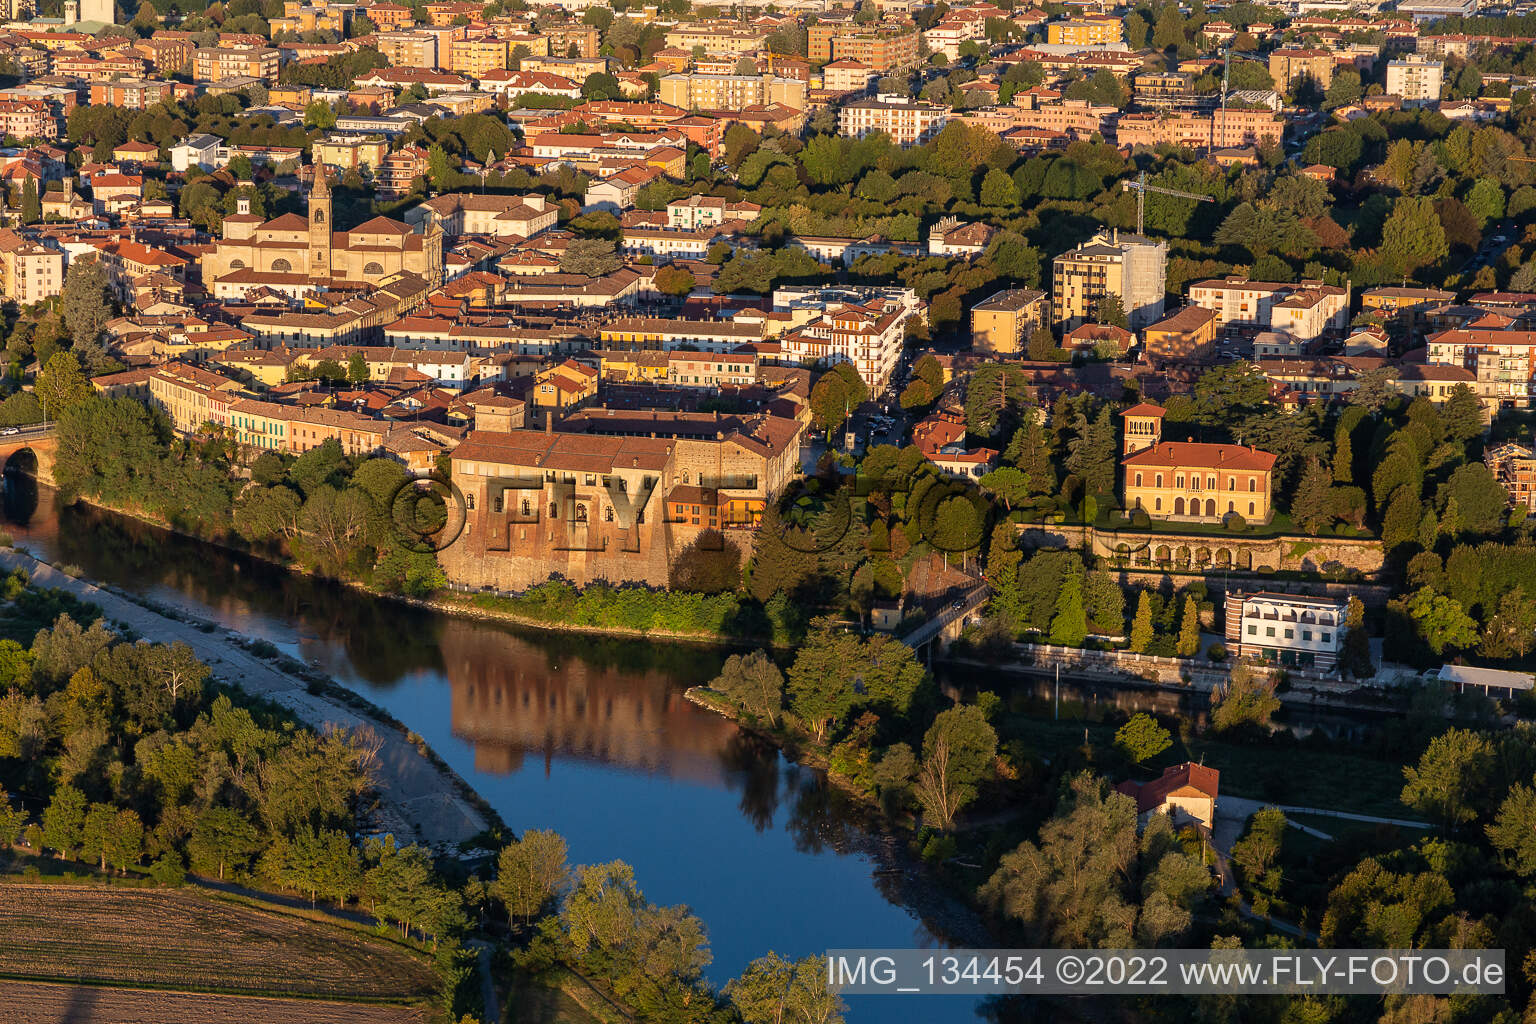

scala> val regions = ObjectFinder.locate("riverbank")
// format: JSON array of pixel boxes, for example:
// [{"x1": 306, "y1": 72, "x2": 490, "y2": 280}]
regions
[
  {"x1": 0, "y1": 546, "x2": 493, "y2": 850},
  {"x1": 683, "y1": 686, "x2": 999, "y2": 949},
  {"x1": 64, "y1": 493, "x2": 779, "y2": 649}
]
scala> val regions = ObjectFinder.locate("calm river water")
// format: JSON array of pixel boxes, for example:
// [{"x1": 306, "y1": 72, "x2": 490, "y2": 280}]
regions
[{"x1": 2, "y1": 481, "x2": 989, "y2": 1023}]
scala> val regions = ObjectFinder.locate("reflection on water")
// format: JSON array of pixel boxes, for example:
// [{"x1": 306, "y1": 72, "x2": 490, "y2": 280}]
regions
[{"x1": 4, "y1": 490, "x2": 986, "y2": 1023}]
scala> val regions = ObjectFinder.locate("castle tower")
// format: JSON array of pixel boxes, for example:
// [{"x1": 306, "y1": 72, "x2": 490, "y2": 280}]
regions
[
  {"x1": 308, "y1": 165, "x2": 332, "y2": 281},
  {"x1": 1120, "y1": 402, "x2": 1165, "y2": 457}
]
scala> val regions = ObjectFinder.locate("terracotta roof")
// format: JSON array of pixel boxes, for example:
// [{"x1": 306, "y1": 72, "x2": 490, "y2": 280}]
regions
[
  {"x1": 1122, "y1": 440, "x2": 1275, "y2": 472},
  {"x1": 1120, "y1": 402, "x2": 1166, "y2": 418},
  {"x1": 1116, "y1": 762, "x2": 1220, "y2": 815}
]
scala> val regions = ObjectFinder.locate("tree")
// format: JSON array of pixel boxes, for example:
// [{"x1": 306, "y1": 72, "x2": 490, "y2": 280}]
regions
[
  {"x1": 1065, "y1": 407, "x2": 1116, "y2": 496},
  {"x1": 493, "y1": 828, "x2": 568, "y2": 923},
  {"x1": 1026, "y1": 326, "x2": 1060, "y2": 362},
  {"x1": 1349, "y1": 366, "x2": 1399, "y2": 414},
  {"x1": 1210, "y1": 661, "x2": 1279, "y2": 732},
  {"x1": 1093, "y1": 293, "x2": 1129, "y2": 330},
  {"x1": 34, "y1": 351, "x2": 91, "y2": 417},
  {"x1": 1405, "y1": 587, "x2": 1478, "y2": 655},
  {"x1": 1487, "y1": 784, "x2": 1536, "y2": 876},
  {"x1": 912, "y1": 704, "x2": 997, "y2": 830},
  {"x1": 1480, "y1": 589, "x2": 1536, "y2": 660},
  {"x1": 809, "y1": 365, "x2": 865, "y2": 438},
  {"x1": 1049, "y1": 561, "x2": 1087, "y2": 647},
  {"x1": 20, "y1": 178, "x2": 39, "y2": 224},
  {"x1": 708, "y1": 650, "x2": 784, "y2": 726},
  {"x1": 558, "y1": 237, "x2": 621, "y2": 276},
  {"x1": 1437, "y1": 463, "x2": 1505, "y2": 537},
  {"x1": 979, "y1": 167, "x2": 1018, "y2": 207},
  {"x1": 1380, "y1": 197, "x2": 1448, "y2": 277},
  {"x1": 1175, "y1": 594, "x2": 1200, "y2": 657},
  {"x1": 346, "y1": 352, "x2": 368, "y2": 384},
  {"x1": 728, "y1": 953, "x2": 846, "y2": 1024},
  {"x1": 41, "y1": 785, "x2": 86, "y2": 858},
  {"x1": 187, "y1": 806, "x2": 260, "y2": 881},
  {"x1": 653, "y1": 264, "x2": 696, "y2": 297},
  {"x1": 1341, "y1": 596, "x2": 1374, "y2": 678},
  {"x1": 1232, "y1": 806, "x2": 1286, "y2": 894},
  {"x1": 1440, "y1": 383, "x2": 1483, "y2": 443},
  {"x1": 1115, "y1": 713, "x2": 1171, "y2": 766},
  {"x1": 60, "y1": 257, "x2": 112, "y2": 361},
  {"x1": 1129, "y1": 591, "x2": 1155, "y2": 653},
  {"x1": 580, "y1": 72, "x2": 621, "y2": 101},
  {"x1": 1291, "y1": 457, "x2": 1335, "y2": 534},
  {"x1": 1401, "y1": 728, "x2": 1491, "y2": 830}
]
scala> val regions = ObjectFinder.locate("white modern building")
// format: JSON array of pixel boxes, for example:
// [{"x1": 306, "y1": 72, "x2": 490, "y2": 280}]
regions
[{"x1": 1223, "y1": 591, "x2": 1348, "y2": 672}]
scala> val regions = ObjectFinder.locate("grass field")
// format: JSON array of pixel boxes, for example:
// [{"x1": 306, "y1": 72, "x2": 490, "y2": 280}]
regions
[
  {"x1": 2, "y1": 979, "x2": 429, "y2": 1024},
  {"x1": 1000, "y1": 712, "x2": 1410, "y2": 818},
  {"x1": 0, "y1": 884, "x2": 438, "y2": 1002}
]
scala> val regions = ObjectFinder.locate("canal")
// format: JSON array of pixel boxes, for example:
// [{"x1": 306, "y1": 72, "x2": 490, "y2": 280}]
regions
[{"x1": 2, "y1": 481, "x2": 989, "y2": 1023}]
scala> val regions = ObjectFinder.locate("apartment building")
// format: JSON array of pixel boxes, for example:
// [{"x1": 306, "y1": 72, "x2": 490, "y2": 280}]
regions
[
  {"x1": 666, "y1": 349, "x2": 759, "y2": 388},
  {"x1": 1188, "y1": 277, "x2": 1349, "y2": 339},
  {"x1": 1047, "y1": 16, "x2": 1123, "y2": 46},
  {"x1": 311, "y1": 134, "x2": 389, "y2": 174},
  {"x1": 1224, "y1": 591, "x2": 1348, "y2": 671},
  {"x1": 1427, "y1": 327, "x2": 1536, "y2": 412},
  {"x1": 1386, "y1": 56, "x2": 1444, "y2": 104},
  {"x1": 1142, "y1": 305, "x2": 1218, "y2": 363},
  {"x1": 376, "y1": 31, "x2": 439, "y2": 69},
  {"x1": 0, "y1": 99, "x2": 56, "y2": 140},
  {"x1": 192, "y1": 46, "x2": 280, "y2": 84},
  {"x1": 661, "y1": 23, "x2": 768, "y2": 54},
  {"x1": 448, "y1": 37, "x2": 509, "y2": 78},
  {"x1": 822, "y1": 58, "x2": 878, "y2": 93},
  {"x1": 375, "y1": 145, "x2": 429, "y2": 198},
  {"x1": 775, "y1": 286, "x2": 918, "y2": 390},
  {"x1": 542, "y1": 22, "x2": 599, "y2": 59},
  {"x1": 665, "y1": 195, "x2": 762, "y2": 230},
  {"x1": 406, "y1": 192, "x2": 558, "y2": 239},
  {"x1": 598, "y1": 317, "x2": 765, "y2": 354},
  {"x1": 658, "y1": 73, "x2": 808, "y2": 112},
  {"x1": 838, "y1": 94, "x2": 948, "y2": 145},
  {"x1": 1487, "y1": 441, "x2": 1536, "y2": 511},
  {"x1": 0, "y1": 229, "x2": 62, "y2": 305},
  {"x1": 970, "y1": 288, "x2": 1048, "y2": 355},
  {"x1": 1113, "y1": 108, "x2": 1285, "y2": 149},
  {"x1": 1268, "y1": 48, "x2": 1334, "y2": 90},
  {"x1": 88, "y1": 78, "x2": 191, "y2": 109},
  {"x1": 1051, "y1": 229, "x2": 1167, "y2": 331},
  {"x1": 829, "y1": 27, "x2": 920, "y2": 71}
]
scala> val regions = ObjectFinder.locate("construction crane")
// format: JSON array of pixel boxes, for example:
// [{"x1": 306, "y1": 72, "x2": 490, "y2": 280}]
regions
[{"x1": 1121, "y1": 171, "x2": 1215, "y2": 236}]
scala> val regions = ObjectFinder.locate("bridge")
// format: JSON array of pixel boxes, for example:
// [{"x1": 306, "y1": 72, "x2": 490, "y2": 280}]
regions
[
  {"x1": 904, "y1": 581, "x2": 990, "y2": 655},
  {"x1": 0, "y1": 424, "x2": 58, "y2": 486}
]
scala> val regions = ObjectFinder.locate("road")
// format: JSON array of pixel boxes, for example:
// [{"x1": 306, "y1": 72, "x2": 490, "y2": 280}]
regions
[{"x1": 0, "y1": 548, "x2": 488, "y2": 850}]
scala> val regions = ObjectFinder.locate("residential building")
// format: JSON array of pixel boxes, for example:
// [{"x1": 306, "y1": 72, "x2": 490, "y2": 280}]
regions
[
  {"x1": 1047, "y1": 16, "x2": 1123, "y2": 46},
  {"x1": 773, "y1": 285, "x2": 919, "y2": 390},
  {"x1": 838, "y1": 94, "x2": 948, "y2": 146},
  {"x1": 1268, "y1": 48, "x2": 1335, "y2": 90},
  {"x1": 0, "y1": 229, "x2": 62, "y2": 305},
  {"x1": 311, "y1": 134, "x2": 389, "y2": 174},
  {"x1": 970, "y1": 288, "x2": 1047, "y2": 355},
  {"x1": 1051, "y1": 229, "x2": 1167, "y2": 331},
  {"x1": 666, "y1": 348, "x2": 759, "y2": 388},
  {"x1": 405, "y1": 192, "x2": 558, "y2": 240},
  {"x1": 447, "y1": 37, "x2": 510, "y2": 79},
  {"x1": 822, "y1": 58, "x2": 878, "y2": 93},
  {"x1": 1142, "y1": 305, "x2": 1217, "y2": 363},
  {"x1": 193, "y1": 46, "x2": 280, "y2": 84},
  {"x1": 1121, "y1": 402, "x2": 1164, "y2": 456},
  {"x1": 659, "y1": 73, "x2": 808, "y2": 112},
  {"x1": 1116, "y1": 763, "x2": 1219, "y2": 831},
  {"x1": 375, "y1": 31, "x2": 439, "y2": 69},
  {"x1": 661, "y1": 23, "x2": 769, "y2": 54},
  {"x1": 531, "y1": 358, "x2": 599, "y2": 413},
  {"x1": 665, "y1": 196, "x2": 761, "y2": 230},
  {"x1": 1386, "y1": 55, "x2": 1444, "y2": 104},
  {"x1": 926, "y1": 217, "x2": 995, "y2": 258},
  {"x1": 912, "y1": 409, "x2": 997, "y2": 479},
  {"x1": 1223, "y1": 591, "x2": 1348, "y2": 671},
  {"x1": 826, "y1": 26, "x2": 920, "y2": 71},
  {"x1": 1486, "y1": 440, "x2": 1536, "y2": 512},
  {"x1": 1065, "y1": 322, "x2": 1133, "y2": 356}
]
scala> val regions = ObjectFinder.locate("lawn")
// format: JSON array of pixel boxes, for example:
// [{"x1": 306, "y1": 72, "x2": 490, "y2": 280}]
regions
[
  {"x1": 0, "y1": 883, "x2": 437, "y2": 1003},
  {"x1": 998, "y1": 709, "x2": 1410, "y2": 819}
]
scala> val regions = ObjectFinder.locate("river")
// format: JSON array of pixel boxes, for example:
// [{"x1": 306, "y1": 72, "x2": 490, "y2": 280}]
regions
[{"x1": 1, "y1": 480, "x2": 990, "y2": 1024}]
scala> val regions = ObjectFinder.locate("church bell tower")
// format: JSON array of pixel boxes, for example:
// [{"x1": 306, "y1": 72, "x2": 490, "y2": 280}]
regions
[{"x1": 308, "y1": 165, "x2": 332, "y2": 281}]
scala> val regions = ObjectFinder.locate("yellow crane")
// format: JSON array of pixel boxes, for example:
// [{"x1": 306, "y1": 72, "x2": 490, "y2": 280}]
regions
[{"x1": 1120, "y1": 170, "x2": 1215, "y2": 236}]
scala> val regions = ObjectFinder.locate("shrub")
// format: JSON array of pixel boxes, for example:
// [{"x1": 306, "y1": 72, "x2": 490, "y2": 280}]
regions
[
  {"x1": 248, "y1": 639, "x2": 280, "y2": 659},
  {"x1": 1207, "y1": 642, "x2": 1227, "y2": 662},
  {"x1": 1130, "y1": 508, "x2": 1151, "y2": 528},
  {"x1": 1224, "y1": 514, "x2": 1248, "y2": 533}
]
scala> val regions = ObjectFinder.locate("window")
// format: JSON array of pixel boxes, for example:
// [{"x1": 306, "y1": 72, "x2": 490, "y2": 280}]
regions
[
  {"x1": 1302, "y1": 630, "x2": 1312, "y2": 641},
  {"x1": 549, "y1": 502, "x2": 558, "y2": 519},
  {"x1": 1265, "y1": 626, "x2": 1275, "y2": 637},
  {"x1": 364, "y1": 261, "x2": 383, "y2": 275},
  {"x1": 1155, "y1": 474, "x2": 1163, "y2": 487},
  {"x1": 1248, "y1": 502, "x2": 1255, "y2": 515},
  {"x1": 1248, "y1": 478, "x2": 1256, "y2": 492},
  {"x1": 1155, "y1": 497, "x2": 1162, "y2": 511},
  {"x1": 1247, "y1": 624, "x2": 1256, "y2": 635},
  {"x1": 1321, "y1": 632, "x2": 1332, "y2": 643},
  {"x1": 465, "y1": 493, "x2": 475, "y2": 510},
  {"x1": 272, "y1": 258, "x2": 291, "y2": 272},
  {"x1": 1283, "y1": 629, "x2": 1293, "y2": 639}
]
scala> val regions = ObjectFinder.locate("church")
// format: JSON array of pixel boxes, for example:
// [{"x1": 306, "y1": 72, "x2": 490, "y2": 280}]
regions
[{"x1": 201, "y1": 168, "x2": 444, "y2": 300}]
